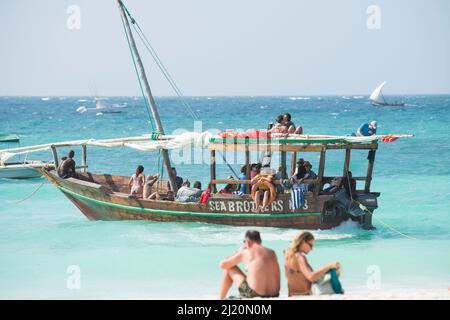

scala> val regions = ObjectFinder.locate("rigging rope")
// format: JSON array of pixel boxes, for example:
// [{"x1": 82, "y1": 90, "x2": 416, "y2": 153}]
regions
[
  {"x1": 217, "y1": 150, "x2": 239, "y2": 179},
  {"x1": 15, "y1": 180, "x2": 47, "y2": 205},
  {"x1": 119, "y1": 7, "x2": 156, "y2": 132},
  {"x1": 121, "y1": 1, "x2": 200, "y2": 121},
  {"x1": 344, "y1": 171, "x2": 417, "y2": 240}
]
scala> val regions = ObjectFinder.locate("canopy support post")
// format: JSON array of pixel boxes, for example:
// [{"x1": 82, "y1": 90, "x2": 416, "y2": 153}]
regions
[
  {"x1": 210, "y1": 150, "x2": 217, "y2": 193},
  {"x1": 81, "y1": 144, "x2": 87, "y2": 173},
  {"x1": 290, "y1": 152, "x2": 297, "y2": 177},
  {"x1": 51, "y1": 145, "x2": 59, "y2": 169},
  {"x1": 245, "y1": 139, "x2": 251, "y2": 194},
  {"x1": 315, "y1": 149, "x2": 326, "y2": 196},
  {"x1": 365, "y1": 150, "x2": 376, "y2": 193},
  {"x1": 343, "y1": 148, "x2": 351, "y2": 176},
  {"x1": 281, "y1": 151, "x2": 287, "y2": 179}
]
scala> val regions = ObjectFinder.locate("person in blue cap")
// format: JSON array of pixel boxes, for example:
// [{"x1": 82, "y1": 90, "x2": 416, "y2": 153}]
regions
[{"x1": 357, "y1": 120, "x2": 377, "y2": 137}]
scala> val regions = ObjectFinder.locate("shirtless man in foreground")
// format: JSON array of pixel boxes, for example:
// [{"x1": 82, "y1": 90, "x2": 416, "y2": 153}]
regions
[{"x1": 219, "y1": 230, "x2": 280, "y2": 299}]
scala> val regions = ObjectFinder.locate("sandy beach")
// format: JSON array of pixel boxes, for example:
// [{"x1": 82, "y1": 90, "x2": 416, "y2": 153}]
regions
[{"x1": 281, "y1": 289, "x2": 450, "y2": 300}]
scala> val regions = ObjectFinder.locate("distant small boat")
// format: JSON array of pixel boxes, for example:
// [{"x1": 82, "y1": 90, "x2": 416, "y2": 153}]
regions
[
  {"x1": 76, "y1": 100, "x2": 124, "y2": 114},
  {"x1": 369, "y1": 82, "x2": 405, "y2": 106},
  {"x1": 0, "y1": 161, "x2": 49, "y2": 179},
  {"x1": 0, "y1": 134, "x2": 20, "y2": 143}
]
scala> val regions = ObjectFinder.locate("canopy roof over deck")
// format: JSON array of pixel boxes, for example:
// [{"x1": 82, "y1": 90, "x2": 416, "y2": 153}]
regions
[
  {"x1": 0, "y1": 132, "x2": 412, "y2": 163},
  {"x1": 208, "y1": 133, "x2": 412, "y2": 152}
]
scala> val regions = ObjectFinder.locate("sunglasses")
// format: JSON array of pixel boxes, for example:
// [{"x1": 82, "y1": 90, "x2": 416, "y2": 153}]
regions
[{"x1": 305, "y1": 241, "x2": 314, "y2": 249}]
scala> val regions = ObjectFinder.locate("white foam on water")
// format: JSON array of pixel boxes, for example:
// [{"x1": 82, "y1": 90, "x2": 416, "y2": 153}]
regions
[
  {"x1": 289, "y1": 97, "x2": 310, "y2": 101},
  {"x1": 78, "y1": 99, "x2": 87, "y2": 102},
  {"x1": 76, "y1": 106, "x2": 87, "y2": 113},
  {"x1": 120, "y1": 222, "x2": 355, "y2": 247},
  {"x1": 41, "y1": 97, "x2": 50, "y2": 101},
  {"x1": 96, "y1": 112, "x2": 103, "y2": 116},
  {"x1": 353, "y1": 96, "x2": 364, "y2": 99}
]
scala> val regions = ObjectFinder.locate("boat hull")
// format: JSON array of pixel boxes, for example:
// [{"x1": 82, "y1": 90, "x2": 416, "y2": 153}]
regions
[
  {"x1": 39, "y1": 169, "x2": 378, "y2": 229},
  {"x1": 371, "y1": 102, "x2": 405, "y2": 106},
  {"x1": 0, "y1": 165, "x2": 42, "y2": 179}
]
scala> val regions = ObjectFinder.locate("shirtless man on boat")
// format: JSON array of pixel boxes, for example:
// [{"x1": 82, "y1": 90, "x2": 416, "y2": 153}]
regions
[
  {"x1": 57, "y1": 150, "x2": 76, "y2": 179},
  {"x1": 219, "y1": 230, "x2": 280, "y2": 299}
]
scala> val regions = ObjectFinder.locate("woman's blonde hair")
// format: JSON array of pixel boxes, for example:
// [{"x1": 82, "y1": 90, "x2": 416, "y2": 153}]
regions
[{"x1": 284, "y1": 231, "x2": 315, "y2": 266}]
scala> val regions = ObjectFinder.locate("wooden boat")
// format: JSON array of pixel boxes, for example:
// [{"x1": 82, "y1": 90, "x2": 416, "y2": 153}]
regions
[
  {"x1": 35, "y1": 134, "x2": 382, "y2": 229},
  {"x1": 0, "y1": 134, "x2": 20, "y2": 143},
  {"x1": 0, "y1": 161, "x2": 45, "y2": 179},
  {"x1": 369, "y1": 82, "x2": 405, "y2": 106},
  {"x1": 3, "y1": 1, "x2": 411, "y2": 229}
]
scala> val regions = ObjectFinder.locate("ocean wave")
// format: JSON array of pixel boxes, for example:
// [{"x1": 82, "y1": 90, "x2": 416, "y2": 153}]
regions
[
  {"x1": 120, "y1": 222, "x2": 355, "y2": 247},
  {"x1": 289, "y1": 97, "x2": 310, "y2": 101}
]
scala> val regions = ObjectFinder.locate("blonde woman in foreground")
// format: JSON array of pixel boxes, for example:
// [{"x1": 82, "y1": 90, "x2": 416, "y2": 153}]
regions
[{"x1": 284, "y1": 231, "x2": 343, "y2": 296}]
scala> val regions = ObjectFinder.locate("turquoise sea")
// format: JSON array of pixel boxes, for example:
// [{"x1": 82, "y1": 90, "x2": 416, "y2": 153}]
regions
[{"x1": 0, "y1": 95, "x2": 449, "y2": 299}]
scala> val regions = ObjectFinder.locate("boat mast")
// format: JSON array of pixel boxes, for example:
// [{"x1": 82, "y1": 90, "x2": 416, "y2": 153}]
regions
[{"x1": 117, "y1": 0, "x2": 178, "y2": 192}]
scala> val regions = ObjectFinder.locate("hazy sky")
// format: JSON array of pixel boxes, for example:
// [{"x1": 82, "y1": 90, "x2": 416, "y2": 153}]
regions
[{"x1": 1, "y1": 0, "x2": 449, "y2": 96}]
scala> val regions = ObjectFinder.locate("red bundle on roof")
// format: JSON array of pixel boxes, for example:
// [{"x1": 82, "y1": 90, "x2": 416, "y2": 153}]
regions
[
  {"x1": 218, "y1": 129, "x2": 271, "y2": 140},
  {"x1": 381, "y1": 135, "x2": 399, "y2": 143}
]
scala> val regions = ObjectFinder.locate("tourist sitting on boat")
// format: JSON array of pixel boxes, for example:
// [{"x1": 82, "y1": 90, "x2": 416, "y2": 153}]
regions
[
  {"x1": 251, "y1": 166, "x2": 276, "y2": 213},
  {"x1": 200, "y1": 183, "x2": 212, "y2": 204},
  {"x1": 323, "y1": 177, "x2": 343, "y2": 194},
  {"x1": 175, "y1": 180, "x2": 202, "y2": 202},
  {"x1": 302, "y1": 162, "x2": 318, "y2": 191},
  {"x1": 268, "y1": 115, "x2": 288, "y2": 134},
  {"x1": 166, "y1": 167, "x2": 183, "y2": 191},
  {"x1": 129, "y1": 165, "x2": 145, "y2": 195},
  {"x1": 238, "y1": 165, "x2": 248, "y2": 194},
  {"x1": 143, "y1": 173, "x2": 160, "y2": 199},
  {"x1": 357, "y1": 120, "x2": 377, "y2": 137},
  {"x1": 219, "y1": 230, "x2": 280, "y2": 299},
  {"x1": 342, "y1": 171, "x2": 357, "y2": 199},
  {"x1": 283, "y1": 113, "x2": 303, "y2": 134},
  {"x1": 250, "y1": 163, "x2": 261, "y2": 180},
  {"x1": 284, "y1": 231, "x2": 343, "y2": 296},
  {"x1": 57, "y1": 150, "x2": 76, "y2": 179},
  {"x1": 292, "y1": 158, "x2": 306, "y2": 180},
  {"x1": 219, "y1": 179, "x2": 236, "y2": 195},
  {"x1": 148, "y1": 190, "x2": 175, "y2": 201}
]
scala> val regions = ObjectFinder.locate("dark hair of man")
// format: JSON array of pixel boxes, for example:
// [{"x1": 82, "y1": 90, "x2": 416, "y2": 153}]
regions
[
  {"x1": 284, "y1": 113, "x2": 292, "y2": 121},
  {"x1": 193, "y1": 181, "x2": 202, "y2": 189},
  {"x1": 245, "y1": 230, "x2": 262, "y2": 244},
  {"x1": 68, "y1": 150, "x2": 75, "y2": 158}
]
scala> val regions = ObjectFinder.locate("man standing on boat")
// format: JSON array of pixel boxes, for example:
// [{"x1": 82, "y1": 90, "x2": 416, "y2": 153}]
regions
[
  {"x1": 57, "y1": 150, "x2": 76, "y2": 179},
  {"x1": 218, "y1": 230, "x2": 280, "y2": 299},
  {"x1": 357, "y1": 121, "x2": 377, "y2": 137},
  {"x1": 166, "y1": 167, "x2": 183, "y2": 191}
]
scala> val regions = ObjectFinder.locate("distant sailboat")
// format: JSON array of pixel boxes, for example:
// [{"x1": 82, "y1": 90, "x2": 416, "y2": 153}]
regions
[{"x1": 369, "y1": 82, "x2": 404, "y2": 106}]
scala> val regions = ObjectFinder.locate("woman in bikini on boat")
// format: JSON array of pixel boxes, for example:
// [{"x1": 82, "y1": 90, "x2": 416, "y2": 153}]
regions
[
  {"x1": 284, "y1": 231, "x2": 341, "y2": 296},
  {"x1": 129, "y1": 165, "x2": 145, "y2": 196}
]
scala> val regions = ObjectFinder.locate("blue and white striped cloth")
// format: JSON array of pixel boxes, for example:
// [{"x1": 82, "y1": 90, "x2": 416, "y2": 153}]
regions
[
  {"x1": 291, "y1": 185, "x2": 307, "y2": 209},
  {"x1": 232, "y1": 190, "x2": 245, "y2": 197}
]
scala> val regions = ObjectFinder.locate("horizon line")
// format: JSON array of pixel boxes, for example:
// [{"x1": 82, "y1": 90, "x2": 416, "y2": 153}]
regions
[{"x1": 1, "y1": 93, "x2": 450, "y2": 98}]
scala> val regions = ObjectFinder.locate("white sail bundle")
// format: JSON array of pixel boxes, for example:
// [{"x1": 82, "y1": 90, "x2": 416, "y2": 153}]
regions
[
  {"x1": 369, "y1": 81, "x2": 386, "y2": 103},
  {"x1": 0, "y1": 132, "x2": 214, "y2": 163}
]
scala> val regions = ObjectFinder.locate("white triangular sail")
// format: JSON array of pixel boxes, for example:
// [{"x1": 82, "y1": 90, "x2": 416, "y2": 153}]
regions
[{"x1": 369, "y1": 81, "x2": 386, "y2": 103}]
